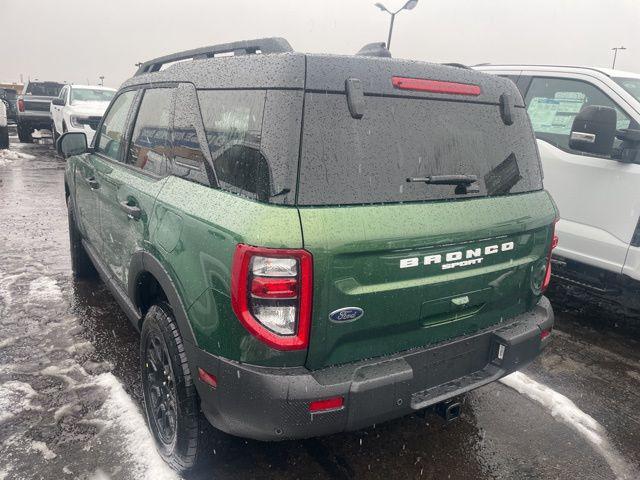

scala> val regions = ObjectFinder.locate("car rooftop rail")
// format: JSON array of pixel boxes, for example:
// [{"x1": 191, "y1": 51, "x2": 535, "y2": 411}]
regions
[{"x1": 134, "y1": 37, "x2": 294, "y2": 76}]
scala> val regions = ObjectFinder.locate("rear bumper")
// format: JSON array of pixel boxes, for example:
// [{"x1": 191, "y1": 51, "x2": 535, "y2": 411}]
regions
[
  {"x1": 17, "y1": 112, "x2": 51, "y2": 126},
  {"x1": 189, "y1": 296, "x2": 553, "y2": 441}
]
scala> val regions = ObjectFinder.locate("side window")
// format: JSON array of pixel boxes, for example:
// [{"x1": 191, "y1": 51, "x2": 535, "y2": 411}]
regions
[
  {"x1": 525, "y1": 77, "x2": 631, "y2": 153},
  {"x1": 96, "y1": 90, "x2": 136, "y2": 161},
  {"x1": 197, "y1": 90, "x2": 269, "y2": 200},
  {"x1": 126, "y1": 88, "x2": 175, "y2": 176}
]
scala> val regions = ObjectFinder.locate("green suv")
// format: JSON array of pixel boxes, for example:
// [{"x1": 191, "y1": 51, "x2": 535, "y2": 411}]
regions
[{"x1": 60, "y1": 38, "x2": 558, "y2": 471}]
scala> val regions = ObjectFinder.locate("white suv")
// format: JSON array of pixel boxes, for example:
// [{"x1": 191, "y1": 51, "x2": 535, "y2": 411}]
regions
[
  {"x1": 476, "y1": 65, "x2": 640, "y2": 312},
  {"x1": 50, "y1": 84, "x2": 115, "y2": 145}
]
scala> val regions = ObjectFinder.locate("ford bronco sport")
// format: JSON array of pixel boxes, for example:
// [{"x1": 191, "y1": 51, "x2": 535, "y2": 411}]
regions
[{"x1": 60, "y1": 38, "x2": 558, "y2": 471}]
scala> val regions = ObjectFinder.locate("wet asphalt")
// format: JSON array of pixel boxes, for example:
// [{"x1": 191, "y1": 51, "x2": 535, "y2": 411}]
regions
[{"x1": 1, "y1": 136, "x2": 639, "y2": 480}]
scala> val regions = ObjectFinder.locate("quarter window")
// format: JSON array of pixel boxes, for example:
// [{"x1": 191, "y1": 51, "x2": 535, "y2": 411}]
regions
[
  {"x1": 197, "y1": 90, "x2": 270, "y2": 200},
  {"x1": 525, "y1": 77, "x2": 631, "y2": 152},
  {"x1": 96, "y1": 90, "x2": 136, "y2": 161},
  {"x1": 126, "y1": 88, "x2": 175, "y2": 176}
]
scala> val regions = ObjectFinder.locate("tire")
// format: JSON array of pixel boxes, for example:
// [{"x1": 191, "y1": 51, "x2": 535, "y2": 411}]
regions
[
  {"x1": 67, "y1": 199, "x2": 97, "y2": 278},
  {"x1": 0, "y1": 126, "x2": 8, "y2": 149},
  {"x1": 51, "y1": 121, "x2": 59, "y2": 147},
  {"x1": 141, "y1": 303, "x2": 204, "y2": 472},
  {"x1": 17, "y1": 123, "x2": 33, "y2": 143}
]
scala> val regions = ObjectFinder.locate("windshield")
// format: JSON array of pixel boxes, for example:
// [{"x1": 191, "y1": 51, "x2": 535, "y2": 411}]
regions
[
  {"x1": 613, "y1": 77, "x2": 640, "y2": 103},
  {"x1": 71, "y1": 88, "x2": 115, "y2": 104},
  {"x1": 25, "y1": 82, "x2": 63, "y2": 96},
  {"x1": 297, "y1": 93, "x2": 543, "y2": 206}
]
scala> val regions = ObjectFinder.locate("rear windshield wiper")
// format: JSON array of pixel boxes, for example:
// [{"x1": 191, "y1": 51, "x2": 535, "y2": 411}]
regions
[{"x1": 406, "y1": 174, "x2": 478, "y2": 185}]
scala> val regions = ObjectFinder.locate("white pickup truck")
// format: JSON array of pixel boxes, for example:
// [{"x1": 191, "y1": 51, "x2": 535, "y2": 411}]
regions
[
  {"x1": 475, "y1": 65, "x2": 640, "y2": 316},
  {"x1": 50, "y1": 84, "x2": 115, "y2": 145}
]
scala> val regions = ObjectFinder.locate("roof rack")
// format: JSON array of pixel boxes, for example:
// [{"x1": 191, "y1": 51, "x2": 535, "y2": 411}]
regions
[
  {"x1": 442, "y1": 63, "x2": 470, "y2": 69},
  {"x1": 134, "y1": 37, "x2": 293, "y2": 76}
]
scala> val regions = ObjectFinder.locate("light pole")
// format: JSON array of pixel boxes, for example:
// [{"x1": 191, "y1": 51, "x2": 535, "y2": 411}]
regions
[
  {"x1": 375, "y1": 0, "x2": 418, "y2": 51},
  {"x1": 611, "y1": 46, "x2": 626, "y2": 69},
  {"x1": 99, "y1": 75, "x2": 104, "y2": 86}
]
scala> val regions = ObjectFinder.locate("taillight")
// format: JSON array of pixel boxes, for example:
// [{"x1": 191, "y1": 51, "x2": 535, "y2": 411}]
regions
[
  {"x1": 231, "y1": 244, "x2": 313, "y2": 350},
  {"x1": 541, "y1": 220, "x2": 559, "y2": 292},
  {"x1": 17, "y1": 98, "x2": 25, "y2": 112},
  {"x1": 392, "y1": 76, "x2": 481, "y2": 96}
]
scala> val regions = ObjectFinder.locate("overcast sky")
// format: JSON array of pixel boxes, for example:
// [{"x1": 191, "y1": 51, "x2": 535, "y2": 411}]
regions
[{"x1": 1, "y1": 0, "x2": 639, "y2": 88}]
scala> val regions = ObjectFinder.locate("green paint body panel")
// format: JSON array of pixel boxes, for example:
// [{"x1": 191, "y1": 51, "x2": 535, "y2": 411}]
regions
[{"x1": 299, "y1": 190, "x2": 557, "y2": 369}]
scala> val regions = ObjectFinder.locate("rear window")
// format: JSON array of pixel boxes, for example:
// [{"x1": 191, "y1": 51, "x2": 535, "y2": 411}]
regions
[
  {"x1": 25, "y1": 82, "x2": 63, "y2": 96},
  {"x1": 297, "y1": 93, "x2": 543, "y2": 206}
]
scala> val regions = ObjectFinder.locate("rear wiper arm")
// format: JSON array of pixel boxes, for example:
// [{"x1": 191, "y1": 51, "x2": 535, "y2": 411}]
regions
[{"x1": 406, "y1": 174, "x2": 478, "y2": 185}]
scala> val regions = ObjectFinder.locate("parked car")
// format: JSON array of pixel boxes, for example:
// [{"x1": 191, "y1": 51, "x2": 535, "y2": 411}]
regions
[
  {"x1": 476, "y1": 65, "x2": 640, "y2": 318},
  {"x1": 0, "y1": 88, "x2": 18, "y2": 123},
  {"x1": 60, "y1": 38, "x2": 558, "y2": 471},
  {"x1": 0, "y1": 100, "x2": 8, "y2": 149},
  {"x1": 51, "y1": 85, "x2": 116, "y2": 145},
  {"x1": 16, "y1": 80, "x2": 64, "y2": 143}
]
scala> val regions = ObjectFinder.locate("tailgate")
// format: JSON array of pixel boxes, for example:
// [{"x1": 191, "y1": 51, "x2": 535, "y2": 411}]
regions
[{"x1": 300, "y1": 191, "x2": 557, "y2": 369}]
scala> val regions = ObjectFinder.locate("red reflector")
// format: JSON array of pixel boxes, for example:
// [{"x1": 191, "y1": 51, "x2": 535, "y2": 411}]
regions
[
  {"x1": 392, "y1": 77, "x2": 481, "y2": 96},
  {"x1": 198, "y1": 367, "x2": 218, "y2": 388},
  {"x1": 542, "y1": 220, "x2": 559, "y2": 292},
  {"x1": 251, "y1": 276, "x2": 298, "y2": 299},
  {"x1": 17, "y1": 98, "x2": 25, "y2": 112},
  {"x1": 541, "y1": 329, "x2": 551, "y2": 340},
  {"x1": 309, "y1": 396, "x2": 344, "y2": 413}
]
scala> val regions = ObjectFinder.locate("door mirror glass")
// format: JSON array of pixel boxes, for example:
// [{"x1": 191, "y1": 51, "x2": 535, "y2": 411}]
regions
[
  {"x1": 51, "y1": 97, "x2": 65, "y2": 106},
  {"x1": 569, "y1": 105, "x2": 617, "y2": 155},
  {"x1": 59, "y1": 131, "x2": 88, "y2": 158}
]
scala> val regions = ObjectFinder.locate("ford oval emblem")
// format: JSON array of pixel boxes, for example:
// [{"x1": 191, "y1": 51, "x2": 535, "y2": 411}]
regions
[{"x1": 329, "y1": 307, "x2": 364, "y2": 323}]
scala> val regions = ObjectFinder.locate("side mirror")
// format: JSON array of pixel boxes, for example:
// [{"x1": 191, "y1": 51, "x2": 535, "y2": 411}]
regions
[
  {"x1": 51, "y1": 97, "x2": 65, "y2": 106},
  {"x1": 569, "y1": 105, "x2": 617, "y2": 155},
  {"x1": 58, "y1": 132, "x2": 87, "y2": 158}
]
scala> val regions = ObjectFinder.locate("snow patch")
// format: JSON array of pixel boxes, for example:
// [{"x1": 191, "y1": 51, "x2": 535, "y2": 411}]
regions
[
  {"x1": 501, "y1": 372, "x2": 638, "y2": 480},
  {"x1": 28, "y1": 276, "x2": 63, "y2": 303},
  {"x1": 0, "y1": 381, "x2": 41, "y2": 424},
  {"x1": 30, "y1": 440, "x2": 57, "y2": 460},
  {"x1": 0, "y1": 148, "x2": 36, "y2": 165},
  {"x1": 95, "y1": 374, "x2": 180, "y2": 480}
]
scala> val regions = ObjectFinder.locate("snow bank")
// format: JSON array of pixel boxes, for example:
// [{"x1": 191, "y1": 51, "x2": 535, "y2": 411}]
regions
[
  {"x1": 501, "y1": 372, "x2": 637, "y2": 480},
  {"x1": 95, "y1": 374, "x2": 181, "y2": 480},
  {"x1": 0, "y1": 148, "x2": 36, "y2": 165}
]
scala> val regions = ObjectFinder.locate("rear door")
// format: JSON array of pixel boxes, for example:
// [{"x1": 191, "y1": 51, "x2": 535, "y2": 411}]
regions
[
  {"x1": 297, "y1": 77, "x2": 557, "y2": 369},
  {"x1": 95, "y1": 86, "x2": 174, "y2": 287},
  {"x1": 74, "y1": 90, "x2": 137, "y2": 248}
]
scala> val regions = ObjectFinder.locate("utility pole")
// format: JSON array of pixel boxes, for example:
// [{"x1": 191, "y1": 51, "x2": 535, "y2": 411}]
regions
[
  {"x1": 611, "y1": 46, "x2": 626, "y2": 69},
  {"x1": 374, "y1": 0, "x2": 418, "y2": 52}
]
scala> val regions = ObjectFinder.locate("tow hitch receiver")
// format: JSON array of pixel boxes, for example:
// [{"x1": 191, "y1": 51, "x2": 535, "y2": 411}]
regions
[{"x1": 435, "y1": 398, "x2": 462, "y2": 423}]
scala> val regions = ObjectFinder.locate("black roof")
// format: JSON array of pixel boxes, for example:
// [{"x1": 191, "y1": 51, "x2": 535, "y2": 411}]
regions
[{"x1": 123, "y1": 37, "x2": 523, "y2": 106}]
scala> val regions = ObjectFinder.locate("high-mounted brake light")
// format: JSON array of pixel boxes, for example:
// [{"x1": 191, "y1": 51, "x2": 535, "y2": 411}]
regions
[
  {"x1": 541, "y1": 220, "x2": 559, "y2": 292},
  {"x1": 231, "y1": 244, "x2": 313, "y2": 350},
  {"x1": 17, "y1": 98, "x2": 25, "y2": 112},
  {"x1": 392, "y1": 77, "x2": 482, "y2": 96}
]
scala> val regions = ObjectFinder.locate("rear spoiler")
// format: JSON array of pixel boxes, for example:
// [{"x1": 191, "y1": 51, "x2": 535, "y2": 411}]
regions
[{"x1": 134, "y1": 37, "x2": 293, "y2": 76}]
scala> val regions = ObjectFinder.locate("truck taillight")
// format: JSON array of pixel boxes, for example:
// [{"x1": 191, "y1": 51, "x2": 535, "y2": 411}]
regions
[
  {"x1": 231, "y1": 244, "x2": 313, "y2": 350},
  {"x1": 17, "y1": 98, "x2": 25, "y2": 112},
  {"x1": 541, "y1": 220, "x2": 559, "y2": 292}
]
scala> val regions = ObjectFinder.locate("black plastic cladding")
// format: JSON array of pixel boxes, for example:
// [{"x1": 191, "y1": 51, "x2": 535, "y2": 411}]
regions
[{"x1": 123, "y1": 39, "x2": 523, "y2": 107}]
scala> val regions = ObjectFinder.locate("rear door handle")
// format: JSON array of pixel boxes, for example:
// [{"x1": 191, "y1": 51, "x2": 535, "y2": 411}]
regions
[{"x1": 119, "y1": 200, "x2": 142, "y2": 220}]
